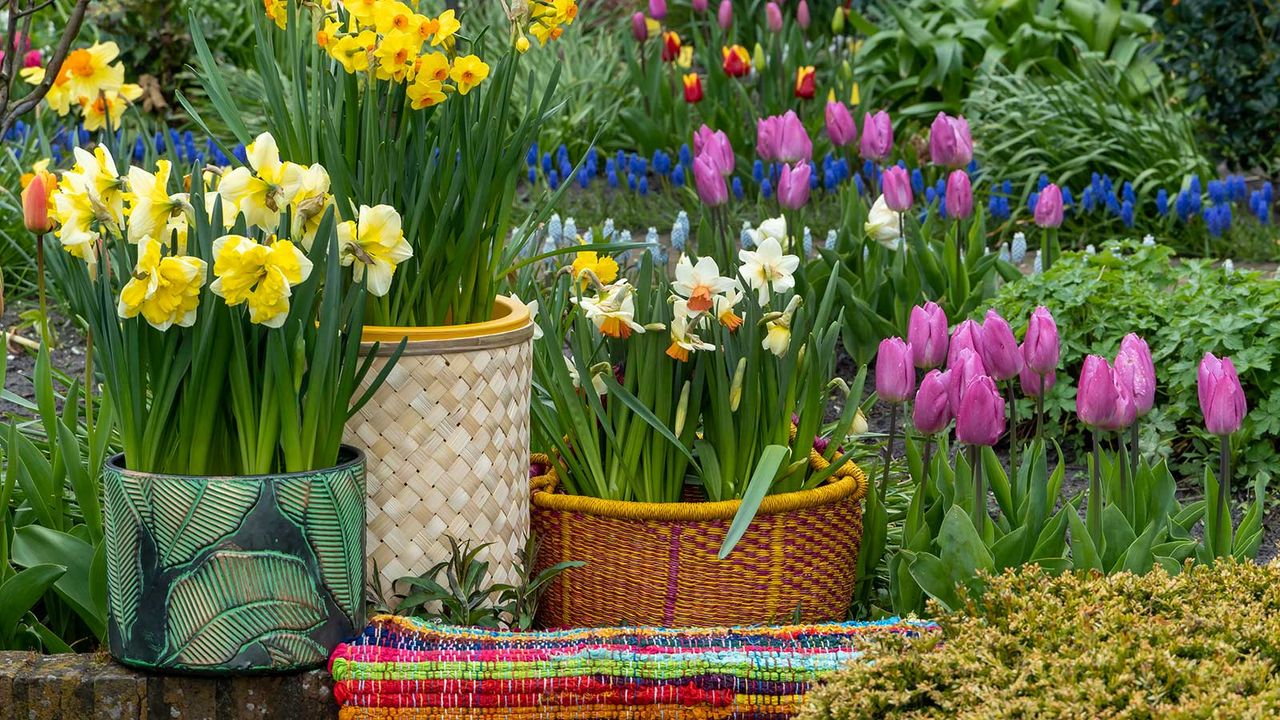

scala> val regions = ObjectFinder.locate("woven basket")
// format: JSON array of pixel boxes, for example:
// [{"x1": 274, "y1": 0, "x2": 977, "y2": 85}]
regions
[
  {"x1": 530, "y1": 450, "x2": 869, "y2": 628},
  {"x1": 346, "y1": 296, "x2": 533, "y2": 598}
]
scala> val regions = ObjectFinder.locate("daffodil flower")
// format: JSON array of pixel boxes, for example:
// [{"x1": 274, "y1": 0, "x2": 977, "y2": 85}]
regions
[
  {"x1": 449, "y1": 55, "x2": 490, "y2": 95},
  {"x1": 52, "y1": 172, "x2": 101, "y2": 267},
  {"x1": 864, "y1": 194, "x2": 904, "y2": 247},
  {"x1": 210, "y1": 234, "x2": 313, "y2": 328},
  {"x1": 68, "y1": 145, "x2": 126, "y2": 226},
  {"x1": 713, "y1": 286, "x2": 745, "y2": 331},
  {"x1": 431, "y1": 9, "x2": 461, "y2": 47},
  {"x1": 217, "y1": 132, "x2": 290, "y2": 231},
  {"x1": 280, "y1": 163, "x2": 334, "y2": 249},
  {"x1": 126, "y1": 160, "x2": 191, "y2": 244},
  {"x1": 328, "y1": 32, "x2": 376, "y2": 74},
  {"x1": 117, "y1": 236, "x2": 208, "y2": 331},
  {"x1": 373, "y1": 0, "x2": 417, "y2": 34},
  {"x1": 58, "y1": 42, "x2": 125, "y2": 103},
  {"x1": 761, "y1": 295, "x2": 802, "y2": 357},
  {"x1": 79, "y1": 84, "x2": 142, "y2": 132},
  {"x1": 566, "y1": 356, "x2": 607, "y2": 396},
  {"x1": 738, "y1": 236, "x2": 799, "y2": 306},
  {"x1": 372, "y1": 29, "x2": 422, "y2": 81},
  {"x1": 512, "y1": 293, "x2": 543, "y2": 340},
  {"x1": 572, "y1": 280, "x2": 646, "y2": 339},
  {"x1": 666, "y1": 301, "x2": 716, "y2": 361},
  {"x1": 571, "y1": 250, "x2": 619, "y2": 287},
  {"x1": 336, "y1": 204, "x2": 413, "y2": 296},
  {"x1": 673, "y1": 255, "x2": 736, "y2": 312}
]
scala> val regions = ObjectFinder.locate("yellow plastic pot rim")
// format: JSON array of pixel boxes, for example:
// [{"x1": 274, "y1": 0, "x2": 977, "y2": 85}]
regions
[{"x1": 360, "y1": 295, "x2": 531, "y2": 343}]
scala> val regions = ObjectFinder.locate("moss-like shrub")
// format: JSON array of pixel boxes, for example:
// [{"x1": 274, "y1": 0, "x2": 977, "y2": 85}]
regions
[{"x1": 801, "y1": 562, "x2": 1280, "y2": 719}]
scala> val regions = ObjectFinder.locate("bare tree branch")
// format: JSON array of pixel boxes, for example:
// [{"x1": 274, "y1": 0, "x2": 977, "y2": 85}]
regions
[{"x1": 0, "y1": 0, "x2": 92, "y2": 138}]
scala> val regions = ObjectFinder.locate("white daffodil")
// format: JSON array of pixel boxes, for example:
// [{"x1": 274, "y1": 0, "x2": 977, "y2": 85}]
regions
[
  {"x1": 666, "y1": 301, "x2": 716, "y2": 362},
  {"x1": 565, "y1": 356, "x2": 607, "y2": 395},
  {"x1": 512, "y1": 293, "x2": 544, "y2": 340},
  {"x1": 572, "y1": 280, "x2": 646, "y2": 339},
  {"x1": 738, "y1": 237, "x2": 799, "y2": 306},
  {"x1": 712, "y1": 285, "x2": 745, "y2": 331},
  {"x1": 672, "y1": 255, "x2": 737, "y2": 313},
  {"x1": 864, "y1": 194, "x2": 903, "y2": 247}
]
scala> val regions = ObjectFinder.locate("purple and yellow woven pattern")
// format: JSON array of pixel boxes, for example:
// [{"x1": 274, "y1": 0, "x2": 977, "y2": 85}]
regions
[{"x1": 329, "y1": 614, "x2": 938, "y2": 719}]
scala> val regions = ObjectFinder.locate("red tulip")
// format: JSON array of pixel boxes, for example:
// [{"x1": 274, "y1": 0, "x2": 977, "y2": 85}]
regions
[
  {"x1": 794, "y1": 66, "x2": 816, "y2": 100},
  {"x1": 722, "y1": 45, "x2": 750, "y2": 77},
  {"x1": 682, "y1": 73, "x2": 704, "y2": 104},
  {"x1": 662, "y1": 31, "x2": 681, "y2": 62}
]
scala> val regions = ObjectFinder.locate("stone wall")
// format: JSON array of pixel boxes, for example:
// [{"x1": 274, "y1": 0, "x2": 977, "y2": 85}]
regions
[{"x1": 0, "y1": 652, "x2": 337, "y2": 719}]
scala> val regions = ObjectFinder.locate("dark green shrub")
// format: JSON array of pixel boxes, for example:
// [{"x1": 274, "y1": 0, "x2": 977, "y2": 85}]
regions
[{"x1": 801, "y1": 561, "x2": 1280, "y2": 719}]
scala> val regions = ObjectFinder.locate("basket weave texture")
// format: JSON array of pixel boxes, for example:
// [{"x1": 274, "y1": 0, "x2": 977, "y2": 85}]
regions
[
  {"x1": 530, "y1": 451, "x2": 868, "y2": 628},
  {"x1": 347, "y1": 306, "x2": 533, "y2": 596}
]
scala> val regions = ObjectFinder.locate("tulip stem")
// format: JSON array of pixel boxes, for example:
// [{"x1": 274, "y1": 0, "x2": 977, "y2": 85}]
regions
[
  {"x1": 880, "y1": 403, "x2": 898, "y2": 503},
  {"x1": 35, "y1": 233, "x2": 48, "y2": 345},
  {"x1": 1088, "y1": 428, "x2": 1102, "y2": 541},
  {"x1": 968, "y1": 444, "x2": 983, "y2": 533},
  {"x1": 1035, "y1": 377, "x2": 1045, "y2": 443},
  {"x1": 922, "y1": 436, "x2": 933, "y2": 488},
  {"x1": 1129, "y1": 421, "x2": 1140, "y2": 507},
  {"x1": 1005, "y1": 380, "x2": 1018, "y2": 456},
  {"x1": 1217, "y1": 436, "x2": 1230, "y2": 557}
]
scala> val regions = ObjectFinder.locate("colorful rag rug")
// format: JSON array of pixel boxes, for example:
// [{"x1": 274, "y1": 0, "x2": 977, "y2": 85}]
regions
[{"x1": 329, "y1": 614, "x2": 938, "y2": 719}]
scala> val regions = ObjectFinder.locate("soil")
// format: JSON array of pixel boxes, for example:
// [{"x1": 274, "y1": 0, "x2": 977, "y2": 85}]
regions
[{"x1": 1, "y1": 306, "x2": 88, "y2": 418}]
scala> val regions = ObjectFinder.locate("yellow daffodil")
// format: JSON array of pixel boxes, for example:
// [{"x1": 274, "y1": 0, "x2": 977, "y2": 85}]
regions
[
  {"x1": 673, "y1": 255, "x2": 736, "y2": 312},
  {"x1": 217, "y1": 132, "x2": 289, "y2": 230},
  {"x1": 407, "y1": 76, "x2": 447, "y2": 109},
  {"x1": 51, "y1": 173, "x2": 101, "y2": 266},
  {"x1": 373, "y1": 30, "x2": 422, "y2": 81},
  {"x1": 78, "y1": 84, "x2": 142, "y2": 132},
  {"x1": 20, "y1": 66, "x2": 73, "y2": 116},
  {"x1": 280, "y1": 163, "x2": 333, "y2": 249},
  {"x1": 264, "y1": 0, "x2": 288, "y2": 28},
  {"x1": 316, "y1": 18, "x2": 343, "y2": 48},
  {"x1": 761, "y1": 296, "x2": 801, "y2": 357},
  {"x1": 572, "y1": 280, "x2": 645, "y2": 339},
  {"x1": 515, "y1": 36, "x2": 531, "y2": 54},
  {"x1": 415, "y1": 51, "x2": 450, "y2": 83},
  {"x1": 430, "y1": 9, "x2": 461, "y2": 47},
  {"x1": 344, "y1": 0, "x2": 379, "y2": 25},
  {"x1": 571, "y1": 250, "x2": 619, "y2": 287},
  {"x1": 57, "y1": 42, "x2": 125, "y2": 103},
  {"x1": 373, "y1": 0, "x2": 417, "y2": 33},
  {"x1": 210, "y1": 234, "x2": 313, "y2": 328},
  {"x1": 329, "y1": 31, "x2": 375, "y2": 74},
  {"x1": 68, "y1": 145, "x2": 127, "y2": 226},
  {"x1": 738, "y1": 234, "x2": 799, "y2": 306},
  {"x1": 117, "y1": 236, "x2": 207, "y2": 331},
  {"x1": 449, "y1": 55, "x2": 489, "y2": 95},
  {"x1": 126, "y1": 159, "x2": 190, "y2": 244},
  {"x1": 666, "y1": 301, "x2": 715, "y2": 362},
  {"x1": 336, "y1": 204, "x2": 413, "y2": 296}
]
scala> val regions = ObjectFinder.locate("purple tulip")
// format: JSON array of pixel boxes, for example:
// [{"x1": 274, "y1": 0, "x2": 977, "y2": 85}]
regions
[
  {"x1": 1019, "y1": 361, "x2": 1055, "y2": 398},
  {"x1": 774, "y1": 111, "x2": 813, "y2": 163},
  {"x1": 929, "y1": 112, "x2": 973, "y2": 168},
  {"x1": 694, "y1": 125, "x2": 734, "y2": 176},
  {"x1": 1022, "y1": 306, "x2": 1059, "y2": 376},
  {"x1": 692, "y1": 0, "x2": 708, "y2": 11},
  {"x1": 797, "y1": 0, "x2": 811, "y2": 28},
  {"x1": 756, "y1": 116, "x2": 779, "y2": 162},
  {"x1": 881, "y1": 166, "x2": 913, "y2": 212},
  {"x1": 1115, "y1": 334, "x2": 1156, "y2": 417},
  {"x1": 765, "y1": 1, "x2": 783, "y2": 31},
  {"x1": 777, "y1": 162, "x2": 811, "y2": 209},
  {"x1": 947, "y1": 319, "x2": 983, "y2": 369},
  {"x1": 631, "y1": 12, "x2": 649, "y2": 41},
  {"x1": 649, "y1": 0, "x2": 668, "y2": 20},
  {"x1": 1077, "y1": 355, "x2": 1133, "y2": 431},
  {"x1": 979, "y1": 310, "x2": 1024, "y2": 382},
  {"x1": 875, "y1": 337, "x2": 915, "y2": 404},
  {"x1": 1198, "y1": 353, "x2": 1247, "y2": 435},
  {"x1": 914, "y1": 369, "x2": 953, "y2": 435},
  {"x1": 859, "y1": 111, "x2": 893, "y2": 161},
  {"x1": 1035, "y1": 183, "x2": 1064, "y2": 228},
  {"x1": 945, "y1": 170, "x2": 973, "y2": 220},
  {"x1": 948, "y1": 347, "x2": 987, "y2": 413},
  {"x1": 693, "y1": 153, "x2": 728, "y2": 206},
  {"x1": 956, "y1": 375, "x2": 1005, "y2": 446},
  {"x1": 908, "y1": 301, "x2": 948, "y2": 369},
  {"x1": 825, "y1": 101, "x2": 856, "y2": 147},
  {"x1": 718, "y1": 0, "x2": 733, "y2": 28}
]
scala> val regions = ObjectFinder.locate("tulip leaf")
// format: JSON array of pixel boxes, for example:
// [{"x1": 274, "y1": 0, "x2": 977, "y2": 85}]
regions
[
  {"x1": 1100, "y1": 505, "x2": 1137, "y2": 570},
  {"x1": 983, "y1": 447, "x2": 1015, "y2": 524},
  {"x1": 991, "y1": 526, "x2": 1028, "y2": 570},
  {"x1": 1068, "y1": 510, "x2": 1103, "y2": 572},
  {"x1": 938, "y1": 506, "x2": 993, "y2": 591},
  {"x1": 1114, "y1": 520, "x2": 1160, "y2": 575},
  {"x1": 904, "y1": 550, "x2": 963, "y2": 612}
]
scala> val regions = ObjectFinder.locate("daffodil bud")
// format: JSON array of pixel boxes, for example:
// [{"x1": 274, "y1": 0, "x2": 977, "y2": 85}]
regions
[
  {"x1": 851, "y1": 408, "x2": 869, "y2": 435},
  {"x1": 292, "y1": 330, "x2": 307, "y2": 392},
  {"x1": 828, "y1": 377, "x2": 851, "y2": 396},
  {"x1": 675, "y1": 380, "x2": 690, "y2": 435},
  {"x1": 729, "y1": 357, "x2": 746, "y2": 411},
  {"x1": 515, "y1": 36, "x2": 530, "y2": 53},
  {"x1": 643, "y1": 322, "x2": 668, "y2": 332},
  {"x1": 796, "y1": 342, "x2": 807, "y2": 367},
  {"x1": 831, "y1": 6, "x2": 845, "y2": 33},
  {"x1": 840, "y1": 60, "x2": 852, "y2": 80},
  {"x1": 759, "y1": 311, "x2": 783, "y2": 326}
]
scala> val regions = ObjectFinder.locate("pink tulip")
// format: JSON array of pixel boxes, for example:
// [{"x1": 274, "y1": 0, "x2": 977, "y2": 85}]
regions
[
  {"x1": 875, "y1": 337, "x2": 915, "y2": 404},
  {"x1": 908, "y1": 301, "x2": 948, "y2": 370},
  {"x1": 1198, "y1": 353, "x2": 1247, "y2": 435},
  {"x1": 881, "y1": 166, "x2": 912, "y2": 212},
  {"x1": 913, "y1": 369, "x2": 953, "y2": 435},
  {"x1": 825, "y1": 101, "x2": 856, "y2": 147},
  {"x1": 22, "y1": 173, "x2": 51, "y2": 233},
  {"x1": 1077, "y1": 355, "x2": 1133, "y2": 431},
  {"x1": 947, "y1": 319, "x2": 982, "y2": 369},
  {"x1": 694, "y1": 125, "x2": 735, "y2": 176},
  {"x1": 756, "y1": 116, "x2": 779, "y2": 162},
  {"x1": 948, "y1": 347, "x2": 986, "y2": 413},
  {"x1": 1019, "y1": 362, "x2": 1055, "y2": 398},
  {"x1": 945, "y1": 169, "x2": 972, "y2": 220},
  {"x1": 631, "y1": 12, "x2": 649, "y2": 41},
  {"x1": 859, "y1": 110, "x2": 893, "y2": 161},
  {"x1": 774, "y1": 111, "x2": 812, "y2": 163},
  {"x1": 766, "y1": 2, "x2": 783, "y2": 31},
  {"x1": 718, "y1": 0, "x2": 733, "y2": 28},
  {"x1": 1035, "y1": 184, "x2": 1064, "y2": 228},
  {"x1": 777, "y1": 162, "x2": 811, "y2": 209},
  {"x1": 692, "y1": 0, "x2": 708, "y2": 11},
  {"x1": 692, "y1": 153, "x2": 728, "y2": 206},
  {"x1": 1115, "y1": 334, "x2": 1156, "y2": 417},
  {"x1": 1022, "y1": 306, "x2": 1059, "y2": 376},
  {"x1": 649, "y1": 0, "x2": 668, "y2": 20},
  {"x1": 797, "y1": 0, "x2": 811, "y2": 28},
  {"x1": 979, "y1": 310, "x2": 1023, "y2": 381},
  {"x1": 23, "y1": 49, "x2": 41, "y2": 68},
  {"x1": 929, "y1": 112, "x2": 973, "y2": 168},
  {"x1": 956, "y1": 375, "x2": 1005, "y2": 446}
]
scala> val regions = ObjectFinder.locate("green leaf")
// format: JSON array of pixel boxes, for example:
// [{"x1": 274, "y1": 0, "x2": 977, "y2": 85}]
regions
[
  {"x1": 1067, "y1": 510, "x2": 1103, "y2": 572},
  {"x1": 938, "y1": 506, "x2": 994, "y2": 594},
  {"x1": 11, "y1": 525, "x2": 106, "y2": 639},
  {"x1": 0, "y1": 564, "x2": 66, "y2": 641},
  {"x1": 904, "y1": 550, "x2": 963, "y2": 612},
  {"x1": 718, "y1": 446, "x2": 790, "y2": 558}
]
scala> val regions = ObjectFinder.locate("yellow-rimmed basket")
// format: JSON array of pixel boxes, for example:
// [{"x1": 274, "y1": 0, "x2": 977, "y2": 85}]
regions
[{"x1": 529, "y1": 451, "x2": 869, "y2": 628}]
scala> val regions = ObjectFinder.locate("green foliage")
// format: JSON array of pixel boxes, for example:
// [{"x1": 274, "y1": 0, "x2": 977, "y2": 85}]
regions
[
  {"x1": 851, "y1": 0, "x2": 1159, "y2": 123},
  {"x1": 1156, "y1": 0, "x2": 1280, "y2": 169},
  {"x1": 801, "y1": 561, "x2": 1280, "y2": 719},
  {"x1": 987, "y1": 240, "x2": 1280, "y2": 488}
]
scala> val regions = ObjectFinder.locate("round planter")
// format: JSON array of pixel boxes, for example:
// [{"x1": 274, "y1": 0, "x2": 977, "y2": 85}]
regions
[
  {"x1": 530, "y1": 451, "x2": 870, "y2": 628},
  {"x1": 102, "y1": 446, "x2": 366, "y2": 674},
  {"x1": 347, "y1": 295, "x2": 534, "y2": 597}
]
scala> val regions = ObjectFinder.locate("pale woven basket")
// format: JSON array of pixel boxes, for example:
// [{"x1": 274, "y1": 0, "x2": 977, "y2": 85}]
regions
[{"x1": 346, "y1": 296, "x2": 534, "y2": 598}]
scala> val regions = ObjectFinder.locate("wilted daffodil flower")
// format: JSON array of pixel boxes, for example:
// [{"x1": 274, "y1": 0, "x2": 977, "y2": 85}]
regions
[
  {"x1": 117, "y1": 236, "x2": 208, "y2": 331},
  {"x1": 337, "y1": 204, "x2": 413, "y2": 296},
  {"x1": 210, "y1": 234, "x2": 314, "y2": 328}
]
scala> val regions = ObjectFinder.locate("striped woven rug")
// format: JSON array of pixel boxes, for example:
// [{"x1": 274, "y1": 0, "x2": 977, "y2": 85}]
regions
[{"x1": 329, "y1": 614, "x2": 938, "y2": 719}]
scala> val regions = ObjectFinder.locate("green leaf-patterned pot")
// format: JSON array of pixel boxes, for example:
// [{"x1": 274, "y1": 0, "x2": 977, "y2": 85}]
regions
[{"x1": 102, "y1": 447, "x2": 366, "y2": 674}]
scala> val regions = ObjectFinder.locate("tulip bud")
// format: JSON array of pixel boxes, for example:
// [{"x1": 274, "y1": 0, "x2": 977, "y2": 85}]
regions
[
  {"x1": 947, "y1": 319, "x2": 982, "y2": 369},
  {"x1": 1198, "y1": 353, "x2": 1247, "y2": 436},
  {"x1": 979, "y1": 309, "x2": 1024, "y2": 381},
  {"x1": 794, "y1": 66, "x2": 816, "y2": 100},
  {"x1": 1077, "y1": 355, "x2": 1133, "y2": 431},
  {"x1": 831, "y1": 6, "x2": 845, "y2": 33},
  {"x1": 1022, "y1": 306, "x2": 1059, "y2": 375},
  {"x1": 825, "y1": 101, "x2": 856, "y2": 147},
  {"x1": 929, "y1": 112, "x2": 974, "y2": 169},
  {"x1": 682, "y1": 73, "x2": 704, "y2": 104},
  {"x1": 875, "y1": 336, "x2": 915, "y2": 404},
  {"x1": 766, "y1": 1, "x2": 783, "y2": 32},
  {"x1": 23, "y1": 49, "x2": 42, "y2": 68},
  {"x1": 908, "y1": 301, "x2": 948, "y2": 369},
  {"x1": 859, "y1": 110, "x2": 893, "y2": 161},
  {"x1": 1019, "y1": 362, "x2": 1055, "y2": 398},
  {"x1": 752, "y1": 43, "x2": 766, "y2": 72},
  {"x1": 913, "y1": 369, "x2": 952, "y2": 435},
  {"x1": 662, "y1": 31, "x2": 682, "y2": 62},
  {"x1": 1115, "y1": 333, "x2": 1156, "y2": 417},
  {"x1": 649, "y1": 0, "x2": 667, "y2": 20},
  {"x1": 956, "y1": 375, "x2": 1005, "y2": 446},
  {"x1": 631, "y1": 12, "x2": 648, "y2": 41},
  {"x1": 777, "y1": 162, "x2": 811, "y2": 210},
  {"x1": 692, "y1": 0, "x2": 708, "y2": 11},
  {"x1": 948, "y1": 347, "x2": 986, "y2": 413},
  {"x1": 718, "y1": 0, "x2": 733, "y2": 28},
  {"x1": 945, "y1": 169, "x2": 973, "y2": 220},
  {"x1": 774, "y1": 110, "x2": 812, "y2": 164},
  {"x1": 692, "y1": 152, "x2": 729, "y2": 206},
  {"x1": 21, "y1": 173, "x2": 52, "y2": 233},
  {"x1": 797, "y1": 0, "x2": 811, "y2": 28},
  {"x1": 1035, "y1": 183, "x2": 1064, "y2": 228},
  {"x1": 881, "y1": 166, "x2": 912, "y2": 212}
]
